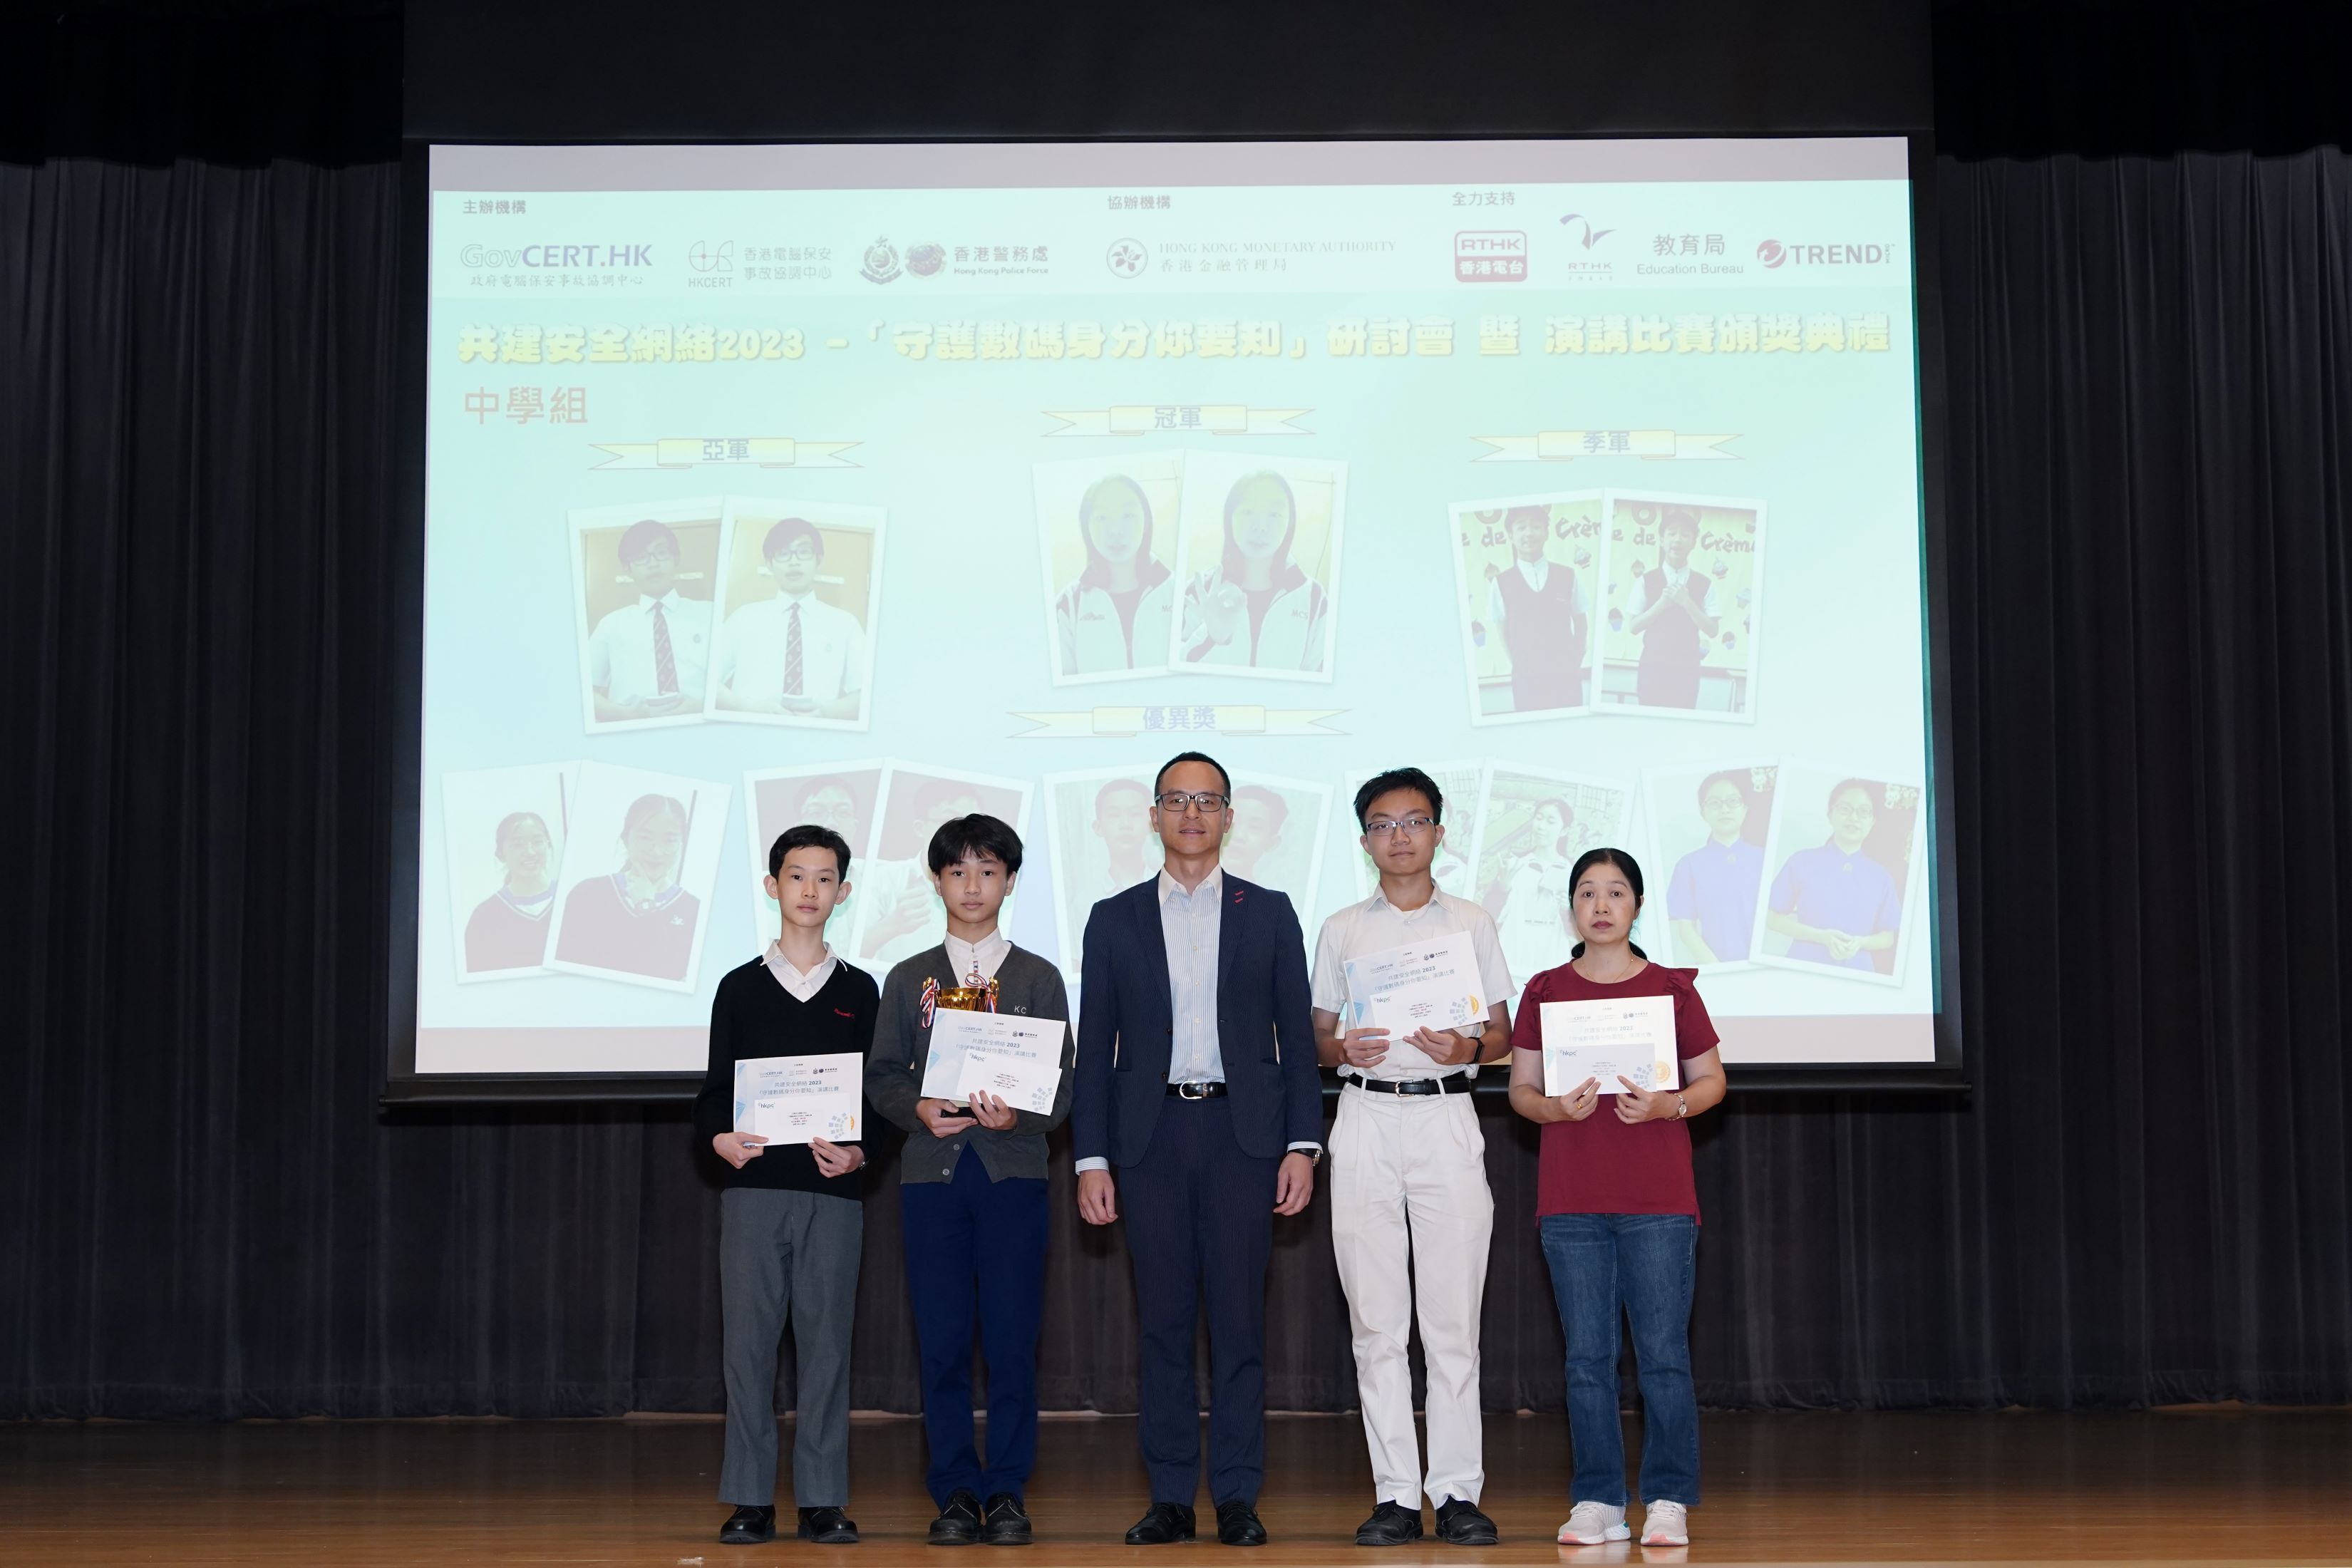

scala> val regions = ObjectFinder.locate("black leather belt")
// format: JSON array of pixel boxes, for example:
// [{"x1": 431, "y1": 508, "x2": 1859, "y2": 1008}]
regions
[
  {"x1": 1351, "y1": 1075, "x2": 1471, "y2": 1095},
  {"x1": 1165, "y1": 1080, "x2": 1229, "y2": 1099}
]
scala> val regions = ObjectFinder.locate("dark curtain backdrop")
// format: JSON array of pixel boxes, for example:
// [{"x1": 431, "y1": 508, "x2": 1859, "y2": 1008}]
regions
[{"x1": 6, "y1": 148, "x2": 2351, "y2": 1417}]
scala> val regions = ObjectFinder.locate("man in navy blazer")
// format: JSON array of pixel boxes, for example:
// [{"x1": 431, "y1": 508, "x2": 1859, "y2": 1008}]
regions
[{"x1": 1073, "y1": 751, "x2": 1325, "y2": 1548}]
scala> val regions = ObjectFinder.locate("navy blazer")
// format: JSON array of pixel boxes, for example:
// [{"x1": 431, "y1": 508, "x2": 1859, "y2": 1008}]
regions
[{"x1": 1072, "y1": 871, "x2": 1326, "y2": 1167}]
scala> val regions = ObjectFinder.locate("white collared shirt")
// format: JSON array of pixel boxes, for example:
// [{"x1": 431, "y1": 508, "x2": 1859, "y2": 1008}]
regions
[
  {"x1": 1485, "y1": 553, "x2": 1589, "y2": 629},
  {"x1": 1311, "y1": 886, "x2": 1516, "y2": 1080},
  {"x1": 943, "y1": 927, "x2": 1011, "y2": 984},
  {"x1": 763, "y1": 939, "x2": 837, "y2": 1002},
  {"x1": 1626, "y1": 564, "x2": 1713, "y2": 618},
  {"x1": 587, "y1": 590, "x2": 712, "y2": 709},
  {"x1": 715, "y1": 589, "x2": 867, "y2": 708}
]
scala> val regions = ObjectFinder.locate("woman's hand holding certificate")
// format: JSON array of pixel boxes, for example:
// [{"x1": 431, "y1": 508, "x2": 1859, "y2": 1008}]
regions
[{"x1": 1537, "y1": 997, "x2": 1681, "y2": 1099}]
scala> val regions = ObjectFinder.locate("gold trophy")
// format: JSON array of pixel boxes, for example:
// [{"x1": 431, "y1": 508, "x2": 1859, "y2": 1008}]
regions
[{"x1": 922, "y1": 969, "x2": 999, "y2": 1110}]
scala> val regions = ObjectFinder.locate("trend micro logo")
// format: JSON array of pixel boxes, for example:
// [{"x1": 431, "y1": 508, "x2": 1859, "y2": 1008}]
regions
[
  {"x1": 1757, "y1": 238, "x2": 1893, "y2": 269},
  {"x1": 860, "y1": 238, "x2": 902, "y2": 284}
]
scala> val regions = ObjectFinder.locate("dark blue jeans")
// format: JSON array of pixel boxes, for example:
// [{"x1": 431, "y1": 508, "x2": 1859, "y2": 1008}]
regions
[
  {"x1": 900, "y1": 1147, "x2": 1049, "y2": 1507},
  {"x1": 1538, "y1": 1212, "x2": 1700, "y2": 1507}
]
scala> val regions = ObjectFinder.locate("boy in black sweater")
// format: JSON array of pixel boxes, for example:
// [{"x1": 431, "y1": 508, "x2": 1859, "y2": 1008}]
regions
[
  {"x1": 865, "y1": 815, "x2": 1073, "y2": 1546},
  {"x1": 693, "y1": 823, "x2": 876, "y2": 1547}
]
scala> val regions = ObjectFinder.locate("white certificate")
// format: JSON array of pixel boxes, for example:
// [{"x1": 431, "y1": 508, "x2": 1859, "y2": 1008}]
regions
[
  {"x1": 1539, "y1": 996, "x2": 1681, "y2": 1097},
  {"x1": 1341, "y1": 931, "x2": 1487, "y2": 1071},
  {"x1": 734, "y1": 1053, "x2": 862, "y2": 1145},
  {"x1": 923, "y1": 1007, "x2": 1068, "y2": 1112},
  {"x1": 951, "y1": 1015, "x2": 1068, "y2": 1116}
]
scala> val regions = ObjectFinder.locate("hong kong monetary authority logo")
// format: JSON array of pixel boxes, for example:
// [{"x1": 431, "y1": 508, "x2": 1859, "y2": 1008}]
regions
[{"x1": 860, "y1": 237, "x2": 902, "y2": 284}]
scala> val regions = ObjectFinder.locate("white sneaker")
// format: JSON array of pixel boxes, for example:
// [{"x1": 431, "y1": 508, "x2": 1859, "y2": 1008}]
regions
[
  {"x1": 1558, "y1": 1501, "x2": 1631, "y2": 1544},
  {"x1": 1640, "y1": 1500, "x2": 1688, "y2": 1546}
]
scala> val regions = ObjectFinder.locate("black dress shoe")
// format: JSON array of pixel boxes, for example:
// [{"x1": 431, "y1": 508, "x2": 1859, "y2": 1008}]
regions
[
  {"x1": 1354, "y1": 1500, "x2": 1423, "y2": 1546},
  {"x1": 798, "y1": 1505, "x2": 860, "y2": 1544},
  {"x1": 720, "y1": 1505, "x2": 775, "y2": 1544},
  {"x1": 1124, "y1": 1501, "x2": 1197, "y2": 1544},
  {"x1": 929, "y1": 1489, "x2": 984, "y2": 1546},
  {"x1": 1214, "y1": 1500, "x2": 1268, "y2": 1547},
  {"x1": 981, "y1": 1492, "x2": 1033, "y2": 1546},
  {"x1": 1420, "y1": 1495, "x2": 1495, "y2": 1542},
  {"x1": 1434, "y1": 1497, "x2": 1499, "y2": 1545}
]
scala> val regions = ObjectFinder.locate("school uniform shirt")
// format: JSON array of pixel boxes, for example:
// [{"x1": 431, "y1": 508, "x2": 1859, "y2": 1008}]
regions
[
  {"x1": 555, "y1": 872, "x2": 701, "y2": 981},
  {"x1": 1310, "y1": 888, "x2": 1515, "y2": 1080},
  {"x1": 465, "y1": 886, "x2": 554, "y2": 971},
  {"x1": 763, "y1": 939, "x2": 837, "y2": 1000},
  {"x1": 587, "y1": 590, "x2": 711, "y2": 709},
  {"x1": 1510, "y1": 960, "x2": 1718, "y2": 1217},
  {"x1": 1495, "y1": 852, "x2": 1574, "y2": 988},
  {"x1": 1626, "y1": 565, "x2": 1716, "y2": 626},
  {"x1": 1483, "y1": 556, "x2": 1593, "y2": 634},
  {"x1": 1667, "y1": 836, "x2": 1765, "y2": 962},
  {"x1": 1178, "y1": 571, "x2": 1328, "y2": 672},
  {"x1": 1056, "y1": 576, "x2": 1174, "y2": 674},
  {"x1": 1768, "y1": 840, "x2": 1902, "y2": 969},
  {"x1": 692, "y1": 954, "x2": 879, "y2": 1195},
  {"x1": 715, "y1": 589, "x2": 866, "y2": 706}
]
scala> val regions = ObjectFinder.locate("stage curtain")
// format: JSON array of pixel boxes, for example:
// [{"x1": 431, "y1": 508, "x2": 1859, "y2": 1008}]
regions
[{"x1": 4, "y1": 149, "x2": 2348, "y2": 1418}]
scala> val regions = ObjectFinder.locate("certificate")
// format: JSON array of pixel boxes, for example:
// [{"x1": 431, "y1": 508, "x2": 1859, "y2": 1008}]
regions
[
  {"x1": 951, "y1": 1016, "x2": 1068, "y2": 1116},
  {"x1": 1341, "y1": 931, "x2": 1486, "y2": 1072},
  {"x1": 1538, "y1": 996, "x2": 1681, "y2": 1097},
  {"x1": 734, "y1": 1053, "x2": 862, "y2": 1145},
  {"x1": 924, "y1": 1007, "x2": 1068, "y2": 1112}
]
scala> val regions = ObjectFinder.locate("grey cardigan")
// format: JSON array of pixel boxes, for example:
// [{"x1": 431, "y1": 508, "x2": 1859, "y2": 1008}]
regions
[{"x1": 867, "y1": 944, "x2": 1075, "y2": 1183}]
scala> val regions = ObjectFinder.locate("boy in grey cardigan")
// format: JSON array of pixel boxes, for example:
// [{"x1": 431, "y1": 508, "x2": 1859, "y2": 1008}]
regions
[{"x1": 866, "y1": 814, "x2": 1073, "y2": 1547}]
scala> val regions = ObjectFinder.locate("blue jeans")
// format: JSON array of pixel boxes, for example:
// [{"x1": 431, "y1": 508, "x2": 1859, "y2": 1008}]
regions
[{"x1": 1538, "y1": 1212, "x2": 1700, "y2": 1507}]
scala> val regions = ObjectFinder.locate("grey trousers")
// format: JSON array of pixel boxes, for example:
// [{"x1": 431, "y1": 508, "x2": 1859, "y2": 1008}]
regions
[{"x1": 719, "y1": 1186, "x2": 863, "y2": 1507}]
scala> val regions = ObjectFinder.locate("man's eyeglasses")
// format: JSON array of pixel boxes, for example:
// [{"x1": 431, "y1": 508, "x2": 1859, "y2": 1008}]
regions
[
  {"x1": 1363, "y1": 815, "x2": 1436, "y2": 838},
  {"x1": 1154, "y1": 791, "x2": 1229, "y2": 815},
  {"x1": 769, "y1": 545, "x2": 820, "y2": 565}
]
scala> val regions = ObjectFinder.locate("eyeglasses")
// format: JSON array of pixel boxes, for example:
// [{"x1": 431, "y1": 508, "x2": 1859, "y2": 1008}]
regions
[
  {"x1": 1830, "y1": 801, "x2": 1876, "y2": 821},
  {"x1": 1363, "y1": 815, "x2": 1436, "y2": 838},
  {"x1": 1154, "y1": 791, "x2": 1229, "y2": 815},
  {"x1": 769, "y1": 545, "x2": 820, "y2": 564}
]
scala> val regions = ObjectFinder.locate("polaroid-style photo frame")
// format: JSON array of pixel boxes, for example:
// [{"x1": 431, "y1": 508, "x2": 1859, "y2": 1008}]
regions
[
  {"x1": 742, "y1": 760, "x2": 887, "y2": 956},
  {"x1": 1341, "y1": 760, "x2": 1488, "y2": 905},
  {"x1": 1033, "y1": 453, "x2": 1183, "y2": 688},
  {"x1": 847, "y1": 764, "x2": 1036, "y2": 974},
  {"x1": 544, "y1": 761, "x2": 732, "y2": 994},
  {"x1": 1472, "y1": 765, "x2": 1636, "y2": 986},
  {"x1": 1223, "y1": 770, "x2": 1334, "y2": 924},
  {"x1": 1040, "y1": 765, "x2": 1166, "y2": 979},
  {"x1": 565, "y1": 497, "x2": 728, "y2": 733},
  {"x1": 1447, "y1": 491, "x2": 1605, "y2": 725},
  {"x1": 441, "y1": 763, "x2": 578, "y2": 982},
  {"x1": 1596, "y1": 489, "x2": 1766, "y2": 722},
  {"x1": 708, "y1": 497, "x2": 887, "y2": 733},
  {"x1": 1641, "y1": 762, "x2": 1779, "y2": 973},
  {"x1": 1167, "y1": 450, "x2": 1346, "y2": 681},
  {"x1": 1751, "y1": 763, "x2": 1926, "y2": 989}
]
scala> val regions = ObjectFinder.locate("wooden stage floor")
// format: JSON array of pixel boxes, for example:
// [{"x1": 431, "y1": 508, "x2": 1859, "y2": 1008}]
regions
[{"x1": 2, "y1": 1409, "x2": 2346, "y2": 1564}]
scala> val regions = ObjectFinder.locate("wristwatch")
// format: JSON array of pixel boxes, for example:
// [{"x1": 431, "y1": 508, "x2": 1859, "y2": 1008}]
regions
[{"x1": 1674, "y1": 1094, "x2": 1688, "y2": 1119}]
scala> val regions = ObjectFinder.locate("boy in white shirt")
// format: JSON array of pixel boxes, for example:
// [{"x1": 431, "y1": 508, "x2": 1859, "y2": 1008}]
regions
[
  {"x1": 1310, "y1": 766, "x2": 1516, "y2": 1548},
  {"x1": 715, "y1": 517, "x2": 867, "y2": 722}
]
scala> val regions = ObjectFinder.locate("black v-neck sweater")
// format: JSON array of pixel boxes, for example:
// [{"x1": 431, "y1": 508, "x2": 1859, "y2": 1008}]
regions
[{"x1": 692, "y1": 955, "x2": 880, "y2": 1195}]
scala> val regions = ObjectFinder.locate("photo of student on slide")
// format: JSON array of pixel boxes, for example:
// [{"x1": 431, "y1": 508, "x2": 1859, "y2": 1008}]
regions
[
  {"x1": 1624, "y1": 505, "x2": 1718, "y2": 709},
  {"x1": 1664, "y1": 771, "x2": 1769, "y2": 967},
  {"x1": 1053, "y1": 475, "x2": 1174, "y2": 677},
  {"x1": 1485, "y1": 505, "x2": 1592, "y2": 713},
  {"x1": 463, "y1": 810, "x2": 558, "y2": 974},
  {"x1": 714, "y1": 517, "x2": 867, "y2": 721},
  {"x1": 555, "y1": 793, "x2": 704, "y2": 983},
  {"x1": 1764, "y1": 779, "x2": 1904, "y2": 974},
  {"x1": 1177, "y1": 470, "x2": 1331, "y2": 673},
  {"x1": 587, "y1": 520, "x2": 711, "y2": 723},
  {"x1": 854, "y1": 772, "x2": 1028, "y2": 970}
]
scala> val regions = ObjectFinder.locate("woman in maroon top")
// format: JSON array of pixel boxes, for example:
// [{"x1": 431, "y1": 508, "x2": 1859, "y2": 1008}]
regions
[{"x1": 1509, "y1": 848, "x2": 1726, "y2": 1549}]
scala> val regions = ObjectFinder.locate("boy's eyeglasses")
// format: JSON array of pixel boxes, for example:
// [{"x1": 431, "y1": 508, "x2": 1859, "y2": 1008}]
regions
[
  {"x1": 1154, "y1": 791, "x2": 1229, "y2": 815},
  {"x1": 769, "y1": 545, "x2": 820, "y2": 564},
  {"x1": 1363, "y1": 815, "x2": 1436, "y2": 838}
]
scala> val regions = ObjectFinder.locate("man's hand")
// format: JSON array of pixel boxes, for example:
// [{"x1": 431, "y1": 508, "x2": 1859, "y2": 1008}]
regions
[
  {"x1": 917, "y1": 1098, "x2": 976, "y2": 1139},
  {"x1": 1273, "y1": 1152, "x2": 1316, "y2": 1216},
  {"x1": 809, "y1": 1138, "x2": 865, "y2": 1178},
  {"x1": 1078, "y1": 1167, "x2": 1118, "y2": 1226},
  {"x1": 713, "y1": 1132, "x2": 766, "y2": 1169},
  {"x1": 1408, "y1": 1027, "x2": 1480, "y2": 1066},
  {"x1": 1339, "y1": 1027, "x2": 1391, "y2": 1069},
  {"x1": 966, "y1": 1090, "x2": 1017, "y2": 1131}
]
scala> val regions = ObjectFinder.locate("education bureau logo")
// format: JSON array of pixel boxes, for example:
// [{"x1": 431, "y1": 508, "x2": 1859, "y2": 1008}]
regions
[
  {"x1": 859, "y1": 238, "x2": 902, "y2": 284},
  {"x1": 1756, "y1": 238, "x2": 1897, "y2": 269},
  {"x1": 1106, "y1": 237, "x2": 1149, "y2": 277}
]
